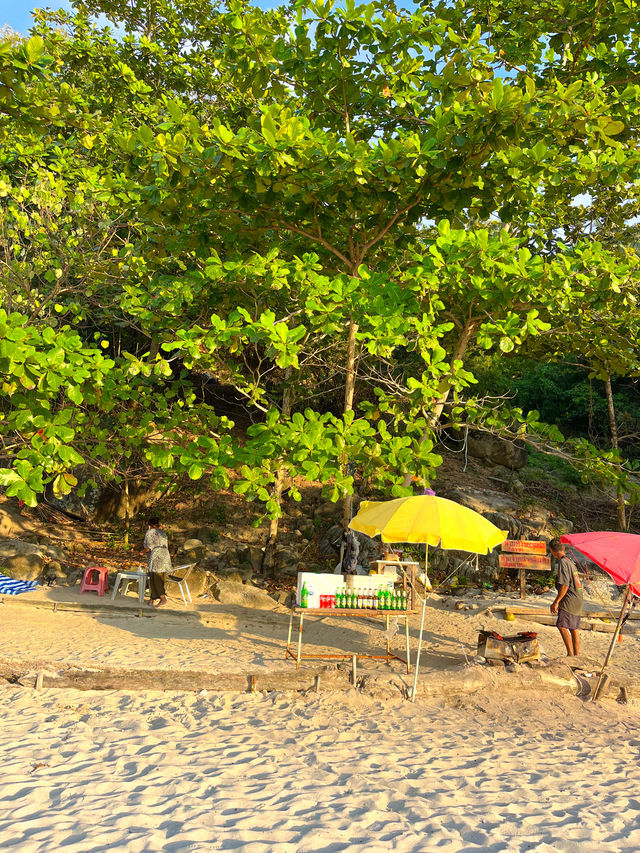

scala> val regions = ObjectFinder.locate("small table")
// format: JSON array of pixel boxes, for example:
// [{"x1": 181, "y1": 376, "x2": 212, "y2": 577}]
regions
[
  {"x1": 285, "y1": 606, "x2": 417, "y2": 672},
  {"x1": 111, "y1": 568, "x2": 148, "y2": 606},
  {"x1": 369, "y1": 560, "x2": 420, "y2": 609}
]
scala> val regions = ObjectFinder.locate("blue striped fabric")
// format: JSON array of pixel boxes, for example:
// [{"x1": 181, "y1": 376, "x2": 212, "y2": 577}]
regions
[{"x1": 0, "y1": 573, "x2": 39, "y2": 595}]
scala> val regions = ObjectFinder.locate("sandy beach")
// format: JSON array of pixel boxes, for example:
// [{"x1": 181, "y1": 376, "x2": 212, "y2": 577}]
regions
[
  {"x1": 2, "y1": 590, "x2": 640, "y2": 851},
  {"x1": 3, "y1": 686, "x2": 640, "y2": 852}
]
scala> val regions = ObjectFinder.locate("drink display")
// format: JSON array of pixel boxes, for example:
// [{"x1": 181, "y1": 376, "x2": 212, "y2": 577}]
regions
[{"x1": 330, "y1": 584, "x2": 408, "y2": 610}]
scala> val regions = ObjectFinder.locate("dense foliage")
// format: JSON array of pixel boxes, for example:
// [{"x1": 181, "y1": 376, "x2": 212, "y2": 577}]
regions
[{"x1": 1, "y1": 0, "x2": 640, "y2": 542}]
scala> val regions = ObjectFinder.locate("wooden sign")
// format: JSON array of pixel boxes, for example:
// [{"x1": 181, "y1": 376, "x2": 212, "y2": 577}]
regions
[
  {"x1": 499, "y1": 553, "x2": 551, "y2": 570},
  {"x1": 502, "y1": 540, "x2": 548, "y2": 555}
]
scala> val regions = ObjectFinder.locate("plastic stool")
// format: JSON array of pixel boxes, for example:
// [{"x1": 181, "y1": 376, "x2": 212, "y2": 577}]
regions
[{"x1": 80, "y1": 566, "x2": 109, "y2": 596}]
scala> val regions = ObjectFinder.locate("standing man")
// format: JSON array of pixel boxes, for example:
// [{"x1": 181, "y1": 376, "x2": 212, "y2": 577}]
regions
[{"x1": 549, "y1": 537, "x2": 583, "y2": 657}]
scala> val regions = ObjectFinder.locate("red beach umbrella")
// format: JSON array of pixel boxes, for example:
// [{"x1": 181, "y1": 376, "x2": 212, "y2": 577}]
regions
[
  {"x1": 561, "y1": 531, "x2": 640, "y2": 698},
  {"x1": 561, "y1": 531, "x2": 640, "y2": 593}
]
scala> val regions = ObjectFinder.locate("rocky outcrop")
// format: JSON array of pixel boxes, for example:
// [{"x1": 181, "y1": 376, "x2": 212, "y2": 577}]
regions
[{"x1": 466, "y1": 432, "x2": 528, "y2": 470}]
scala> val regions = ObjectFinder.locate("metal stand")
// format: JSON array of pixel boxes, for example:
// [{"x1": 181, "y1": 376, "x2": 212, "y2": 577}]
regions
[{"x1": 285, "y1": 607, "x2": 415, "y2": 673}]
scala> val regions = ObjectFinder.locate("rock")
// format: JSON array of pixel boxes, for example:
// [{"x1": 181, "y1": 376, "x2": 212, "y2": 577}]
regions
[
  {"x1": 466, "y1": 431, "x2": 528, "y2": 469},
  {"x1": 271, "y1": 590, "x2": 295, "y2": 608},
  {"x1": 275, "y1": 548, "x2": 300, "y2": 577},
  {"x1": 443, "y1": 486, "x2": 518, "y2": 517},
  {"x1": 237, "y1": 545, "x2": 263, "y2": 572},
  {"x1": 165, "y1": 567, "x2": 213, "y2": 599},
  {"x1": 519, "y1": 504, "x2": 551, "y2": 531},
  {"x1": 318, "y1": 524, "x2": 343, "y2": 555},
  {"x1": 483, "y1": 511, "x2": 524, "y2": 540},
  {"x1": 0, "y1": 539, "x2": 42, "y2": 558},
  {"x1": 0, "y1": 506, "x2": 21, "y2": 538},
  {"x1": 550, "y1": 517, "x2": 573, "y2": 535},
  {"x1": 2, "y1": 553, "x2": 45, "y2": 581},
  {"x1": 196, "y1": 527, "x2": 215, "y2": 544},
  {"x1": 94, "y1": 480, "x2": 160, "y2": 522},
  {"x1": 182, "y1": 538, "x2": 204, "y2": 552},
  {"x1": 313, "y1": 502, "x2": 343, "y2": 525},
  {"x1": 215, "y1": 580, "x2": 279, "y2": 609}
]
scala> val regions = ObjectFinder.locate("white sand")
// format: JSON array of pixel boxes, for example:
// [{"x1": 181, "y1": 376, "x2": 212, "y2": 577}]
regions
[
  {"x1": 3, "y1": 591, "x2": 640, "y2": 851},
  {"x1": 3, "y1": 686, "x2": 640, "y2": 852}
]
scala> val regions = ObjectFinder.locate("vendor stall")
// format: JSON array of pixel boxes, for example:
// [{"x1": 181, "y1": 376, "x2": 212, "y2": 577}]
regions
[{"x1": 285, "y1": 604, "x2": 417, "y2": 671}]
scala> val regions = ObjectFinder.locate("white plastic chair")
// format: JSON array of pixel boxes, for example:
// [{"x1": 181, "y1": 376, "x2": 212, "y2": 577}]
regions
[{"x1": 167, "y1": 563, "x2": 196, "y2": 605}]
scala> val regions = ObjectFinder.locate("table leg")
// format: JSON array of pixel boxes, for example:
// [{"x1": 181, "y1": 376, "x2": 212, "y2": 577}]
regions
[
  {"x1": 386, "y1": 614, "x2": 390, "y2": 662},
  {"x1": 111, "y1": 575, "x2": 121, "y2": 601},
  {"x1": 297, "y1": 613, "x2": 304, "y2": 670},
  {"x1": 286, "y1": 609, "x2": 293, "y2": 659},
  {"x1": 138, "y1": 575, "x2": 146, "y2": 607},
  {"x1": 405, "y1": 615, "x2": 411, "y2": 674}
]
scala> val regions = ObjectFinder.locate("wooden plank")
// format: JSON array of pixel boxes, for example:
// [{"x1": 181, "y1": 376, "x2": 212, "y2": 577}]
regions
[
  {"x1": 502, "y1": 540, "x2": 548, "y2": 555},
  {"x1": 499, "y1": 554, "x2": 551, "y2": 570},
  {"x1": 506, "y1": 606, "x2": 640, "y2": 620}
]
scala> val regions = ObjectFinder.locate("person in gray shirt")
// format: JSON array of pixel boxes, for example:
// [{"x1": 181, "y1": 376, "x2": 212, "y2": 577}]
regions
[{"x1": 549, "y1": 537, "x2": 583, "y2": 656}]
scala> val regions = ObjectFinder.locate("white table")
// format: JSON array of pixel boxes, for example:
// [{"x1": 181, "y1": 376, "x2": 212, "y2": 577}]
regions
[{"x1": 111, "y1": 567, "x2": 148, "y2": 606}]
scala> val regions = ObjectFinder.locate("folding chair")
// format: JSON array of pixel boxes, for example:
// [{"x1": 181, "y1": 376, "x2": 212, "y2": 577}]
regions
[{"x1": 167, "y1": 563, "x2": 196, "y2": 605}]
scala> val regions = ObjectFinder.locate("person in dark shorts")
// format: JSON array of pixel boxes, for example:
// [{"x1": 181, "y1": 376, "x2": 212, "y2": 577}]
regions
[{"x1": 549, "y1": 538, "x2": 583, "y2": 656}]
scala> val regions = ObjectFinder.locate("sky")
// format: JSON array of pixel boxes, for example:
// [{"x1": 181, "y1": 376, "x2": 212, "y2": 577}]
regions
[{"x1": 3, "y1": 0, "x2": 278, "y2": 34}]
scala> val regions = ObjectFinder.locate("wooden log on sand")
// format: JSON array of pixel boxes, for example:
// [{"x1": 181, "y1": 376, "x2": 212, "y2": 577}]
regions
[{"x1": 0, "y1": 661, "x2": 342, "y2": 694}]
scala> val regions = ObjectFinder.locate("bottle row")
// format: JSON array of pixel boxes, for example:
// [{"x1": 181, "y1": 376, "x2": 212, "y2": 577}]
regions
[{"x1": 300, "y1": 584, "x2": 408, "y2": 610}]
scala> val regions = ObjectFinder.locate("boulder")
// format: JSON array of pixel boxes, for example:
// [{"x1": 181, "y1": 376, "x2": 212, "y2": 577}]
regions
[
  {"x1": 275, "y1": 547, "x2": 300, "y2": 576},
  {"x1": 165, "y1": 567, "x2": 213, "y2": 599},
  {"x1": 0, "y1": 506, "x2": 20, "y2": 538},
  {"x1": 519, "y1": 504, "x2": 551, "y2": 532},
  {"x1": 182, "y1": 538, "x2": 204, "y2": 552},
  {"x1": 318, "y1": 523, "x2": 343, "y2": 555},
  {"x1": 466, "y1": 431, "x2": 528, "y2": 470},
  {"x1": 237, "y1": 545, "x2": 264, "y2": 572},
  {"x1": 550, "y1": 517, "x2": 574, "y2": 535},
  {"x1": 483, "y1": 511, "x2": 524, "y2": 540},
  {"x1": 2, "y1": 553, "x2": 44, "y2": 581},
  {"x1": 215, "y1": 580, "x2": 279, "y2": 609},
  {"x1": 313, "y1": 502, "x2": 343, "y2": 525},
  {"x1": 443, "y1": 486, "x2": 519, "y2": 516}
]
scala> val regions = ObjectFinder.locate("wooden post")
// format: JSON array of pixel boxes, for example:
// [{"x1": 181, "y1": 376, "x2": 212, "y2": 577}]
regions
[
  {"x1": 35, "y1": 671, "x2": 43, "y2": 691},
  {"x1": 593, "y1": 584, "x2": 631, "y2": 700},
  {"x1": 519, "y1": 567, "x2": 526, "y2": 600},
  {"x1": 314, "y1": 674, "x2": 320, "y2": 693},
  {"x1": 351, "y1": 654, "x2": 357, "y2": 686}
]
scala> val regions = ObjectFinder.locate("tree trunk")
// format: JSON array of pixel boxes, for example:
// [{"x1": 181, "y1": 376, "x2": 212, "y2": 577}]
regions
[
  {"x1": 262, "y1": 369, "x2": 293, "y2": 576},
  {"x1": 604, "y1": 374, "x2": 627, "y2": 532},
  {"x1": 402, "y1": 320, "x2": 477, "y2": 488},
  {"x1": 123, "y1": 477, "x2": 130, "y2": 547},
  {"x1": 342, "y1": 318, "x2": 359, "y2": 531}
]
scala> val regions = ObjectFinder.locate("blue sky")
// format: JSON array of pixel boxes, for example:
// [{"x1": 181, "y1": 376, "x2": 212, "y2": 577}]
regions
[{"x1": 3, "y1": 0, "x2": 278, "y2": 34}]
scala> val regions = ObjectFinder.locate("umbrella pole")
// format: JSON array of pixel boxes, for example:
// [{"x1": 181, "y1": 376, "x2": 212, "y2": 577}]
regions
[
  {"x1": 593, "y1": 583, "x2": 631, "y2": 701},
  {"x1": 411, "y1": 543, "x2": 428, "y2": 702}
]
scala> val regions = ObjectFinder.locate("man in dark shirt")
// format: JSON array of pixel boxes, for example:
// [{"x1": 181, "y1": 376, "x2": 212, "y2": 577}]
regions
[{"x1": 549, "y1": 538, "x2": 584, "y2": 656}]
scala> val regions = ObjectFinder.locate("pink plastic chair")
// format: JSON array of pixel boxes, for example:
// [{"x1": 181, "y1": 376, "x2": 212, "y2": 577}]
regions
[{"x1": 79, "y1": 566, "x2": 109, "y2": 596}]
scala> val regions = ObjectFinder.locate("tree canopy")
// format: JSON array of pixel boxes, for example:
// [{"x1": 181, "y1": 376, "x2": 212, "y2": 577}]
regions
[{"x1": 2, "y1": 0, "x2": 640, "y2": 539}]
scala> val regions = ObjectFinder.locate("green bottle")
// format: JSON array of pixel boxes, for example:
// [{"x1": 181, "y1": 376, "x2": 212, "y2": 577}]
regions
[
  {"x1": 377, "y1": 588, "x2": 384, "y2": 610},
  {"x1": 301, "y1": 582, "x2": 308, "y2": 608},
  {"x1": 383, "y1": 588, "x2": 390, "y2": 610}
]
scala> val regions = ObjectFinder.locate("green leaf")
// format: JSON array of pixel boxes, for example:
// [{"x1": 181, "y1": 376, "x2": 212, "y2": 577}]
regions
[{"x1": 261, "y1": 112, "x2": 278, "y2": 147}]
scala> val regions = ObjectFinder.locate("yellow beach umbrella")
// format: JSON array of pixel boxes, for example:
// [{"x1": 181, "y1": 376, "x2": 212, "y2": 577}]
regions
[
  {"x1": 350, "y1": 494, "x2": 507, "y2": 701},
  {"x1": 350, "y1": 495, "x2": 507, "y2": 553}
]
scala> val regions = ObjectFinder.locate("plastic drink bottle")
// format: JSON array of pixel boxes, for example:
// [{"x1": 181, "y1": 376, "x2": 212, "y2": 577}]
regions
[
  {"x1": 373, "y1": 590, "x2": 378, "y2": 610},
  {"x1": 301, "y1": 582, "x2": 308, "y2": 608}
]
